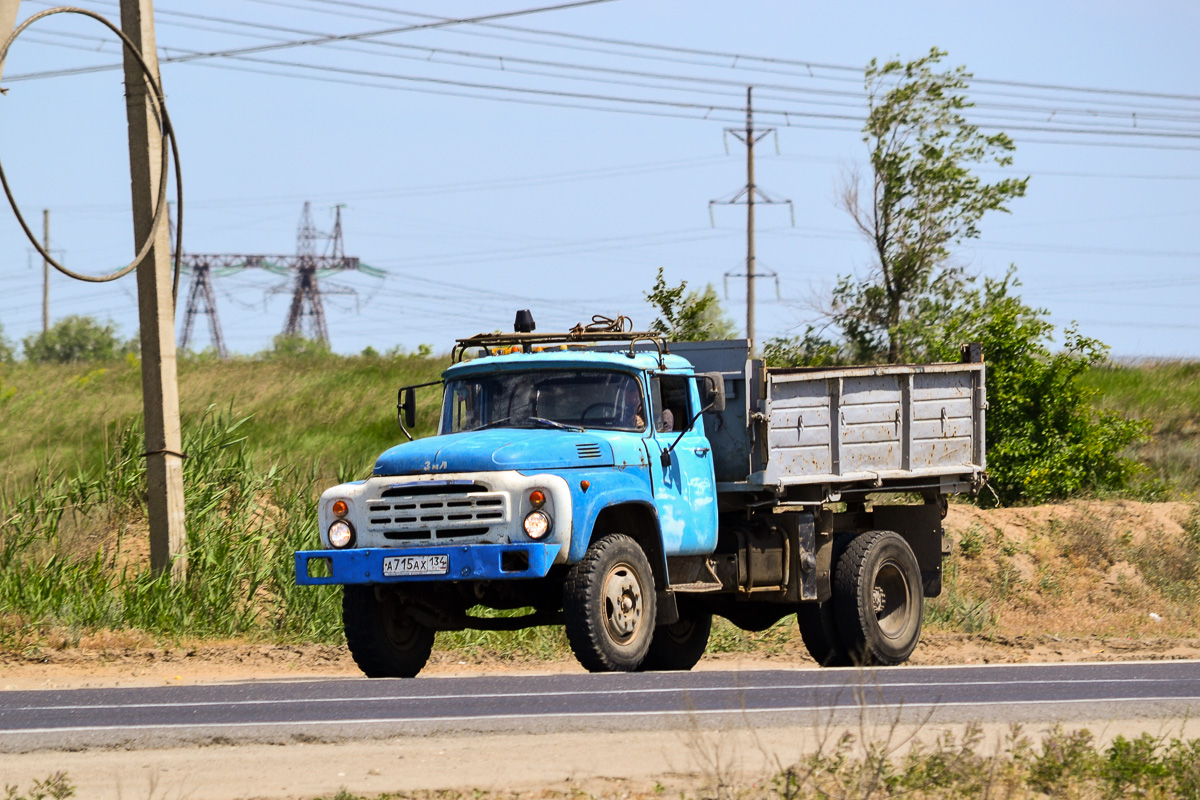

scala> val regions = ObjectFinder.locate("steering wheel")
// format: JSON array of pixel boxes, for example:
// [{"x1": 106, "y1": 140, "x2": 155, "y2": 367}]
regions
[{"x1": 580, "y1": 402, "x2": 618, "y2": 426}]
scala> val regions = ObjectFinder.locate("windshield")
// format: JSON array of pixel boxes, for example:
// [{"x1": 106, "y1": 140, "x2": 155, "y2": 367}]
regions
[{"x1": 441, "y1": 369, "x2": 646, "y2": 434}]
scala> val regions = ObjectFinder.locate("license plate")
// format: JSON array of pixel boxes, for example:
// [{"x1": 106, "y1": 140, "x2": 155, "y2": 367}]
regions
[{"x1": 382, "y1": 553, "x2": 449, "y2": 577}]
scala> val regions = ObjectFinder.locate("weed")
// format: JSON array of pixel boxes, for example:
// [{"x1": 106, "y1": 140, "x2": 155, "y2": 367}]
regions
[
  {"x1": 1029, "y1": 725, "x2": 1101, "y2": 793},
  {"x1": 923, "y1": 559, "x2": 993, "y2": 634},
  {"x1": 2, "y1": 773, "x2": 74, "y2": 800},
  {"x1": 957, "y1": 523, "x2": 985, "y2": 559},
  {"x1": 706, "y1": 616, "x2": 795, "y2": 655}
]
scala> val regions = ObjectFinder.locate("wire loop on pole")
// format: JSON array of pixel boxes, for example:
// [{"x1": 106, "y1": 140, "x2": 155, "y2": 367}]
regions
[{"x1": 0, "y1": 6, "x2": 183, "y2": 301}]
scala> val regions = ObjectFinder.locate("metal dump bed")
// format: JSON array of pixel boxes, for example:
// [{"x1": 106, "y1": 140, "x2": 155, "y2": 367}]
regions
[{"x1": 669, "y1": 340, "x2": 986, "y2": 496}]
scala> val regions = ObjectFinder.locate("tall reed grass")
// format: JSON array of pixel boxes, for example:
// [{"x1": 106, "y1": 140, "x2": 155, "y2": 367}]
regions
[{"x1": 0, "y1": 406, "x2": 343, "y2": 647}]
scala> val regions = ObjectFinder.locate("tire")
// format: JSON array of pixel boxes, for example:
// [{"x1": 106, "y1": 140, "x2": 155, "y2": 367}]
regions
[
  {"x1": 342, "y1": 585, "x2": 435, "y2": 678},
  {"x1": 832, "y1": 530, "x2": 923, "y2": 666},
  {"x1": 639, "y1": 605, "x2": 712, "y2": 672},
  {"x1": 796, "y1": 601, "x2": 852, "y2": 667},
  {"x1": 563, "y1": 533, "x2": 657, "y2": 672}
]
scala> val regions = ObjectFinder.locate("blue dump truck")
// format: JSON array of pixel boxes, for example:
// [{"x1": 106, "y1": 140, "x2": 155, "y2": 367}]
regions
[{"x1": 296, "y1": 316, "x2": 986, "y2": 677}]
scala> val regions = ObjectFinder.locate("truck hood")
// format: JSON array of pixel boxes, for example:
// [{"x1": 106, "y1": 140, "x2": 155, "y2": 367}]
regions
[{"x1": 374, "y1": 429, "x2": 616, "y2": 475}]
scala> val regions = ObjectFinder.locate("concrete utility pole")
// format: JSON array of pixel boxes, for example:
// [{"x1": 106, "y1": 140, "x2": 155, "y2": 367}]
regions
[
  {"x1": 709, "y1": 87, "x2": 793, "y2": 355},
  {"x1": 744, "y1": 89, "x2": 757, "y2": 350},
  {"x1": 41, "y1": 208, "x2": 48, "y2": 332},
  {"x1": 119, "y1": 0, "x2": 186, "y2": 580}
]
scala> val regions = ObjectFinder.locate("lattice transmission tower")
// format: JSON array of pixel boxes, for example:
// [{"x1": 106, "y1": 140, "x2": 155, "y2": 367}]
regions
[
  {"x1": 176, "y1": 202, "x2": 381, "y2": 354},
  {"x1": 179, "y1": 257, "x2": 229, "y2": 358},
  {"x1": 275, "y1": 201, "x2": 360, "y2": 344}
]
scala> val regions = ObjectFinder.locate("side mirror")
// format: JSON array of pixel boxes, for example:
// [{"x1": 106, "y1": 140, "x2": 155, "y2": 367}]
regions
[
  {"x1": 397, "y1": 387, "x2": 416, "y2": 441},
  {"x1": 701, "y1": 372, "x2": 726, "y2": 413},
  {"x1": 395, "y1": 380, "x2": 444, "y2": 442}
]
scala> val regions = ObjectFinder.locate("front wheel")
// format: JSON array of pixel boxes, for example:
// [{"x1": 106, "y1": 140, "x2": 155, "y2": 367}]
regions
[
  {"x1": 563, "y1": 533, "x2": 657, "y2": 672},
  {"x1": 342, "y1": 585, "x2": 436, "y2": 678},
  {"x1": 832, "y1": 530, "x2": 923, "y2": 666},
  {"x1": 639, "y1": 604, "x2": 712, "y2": 671}
]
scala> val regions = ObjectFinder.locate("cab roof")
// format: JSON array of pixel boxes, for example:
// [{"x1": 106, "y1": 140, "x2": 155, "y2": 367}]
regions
[{"x1": 443, "y1": 348, "x2": 695, "y2": 379}]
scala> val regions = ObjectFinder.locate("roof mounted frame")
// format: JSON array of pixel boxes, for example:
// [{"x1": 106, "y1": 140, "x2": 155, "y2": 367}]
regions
[{"x1": 453, "y1": 330, "x2": 670, "y2": 365}]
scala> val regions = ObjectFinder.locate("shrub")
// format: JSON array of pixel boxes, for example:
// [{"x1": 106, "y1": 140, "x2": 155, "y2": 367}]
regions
[
  {"x1": 926, "y1": 273, "x2": 1149, "y2": 505},
  {"x1": 22, "y1": 316, "x2": 132, "y2": 364},
  {"x1": 0, "y1": 321, "x2": 14, "y2": 363},
  {"x1": 266, "y1": 333, "x2": 331, "y2": 359}
]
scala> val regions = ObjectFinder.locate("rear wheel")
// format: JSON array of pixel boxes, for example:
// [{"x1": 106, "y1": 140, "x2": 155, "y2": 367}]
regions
[
  {"x1": 796, "y1": 601, "x2": 852, "y2": 667},
  {"x1": 832, "y1": 530, "x2": 923, "y2": 666},
  {"x1": 563, "y1": 534, "x2": 657, "y2": 672},
  {"x1": 342, "y1": 585, "x2": 435, "y2": 678},
  {"x1": 639, "y1": 604, "x2": 712, "y2": 671}
]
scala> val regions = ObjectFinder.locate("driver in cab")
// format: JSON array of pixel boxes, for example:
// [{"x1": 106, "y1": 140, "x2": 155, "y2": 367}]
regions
[{"x1": 617, "y1": 380, "x2": 645, "y2": 430}]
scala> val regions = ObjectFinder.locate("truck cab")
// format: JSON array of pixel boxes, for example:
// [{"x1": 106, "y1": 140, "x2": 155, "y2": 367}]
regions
[{"x1": 297, "y1": 338, "x2": 727, "y2": 676}]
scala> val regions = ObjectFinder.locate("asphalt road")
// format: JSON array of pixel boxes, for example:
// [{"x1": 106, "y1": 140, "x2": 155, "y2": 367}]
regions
[{"x1": 3, "y1": 661, "x2": 1199, "y2": 753}]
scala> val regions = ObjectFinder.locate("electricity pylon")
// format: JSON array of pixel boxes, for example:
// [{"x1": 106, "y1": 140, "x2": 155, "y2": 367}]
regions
[{"x1": 709, "y1": 86, "x2": 794, "y2": 352}]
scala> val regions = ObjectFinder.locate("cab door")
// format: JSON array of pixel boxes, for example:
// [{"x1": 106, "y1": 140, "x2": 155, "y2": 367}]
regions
[{"x1": 644, "y1": 374, "x2": 718, "y2": 555}]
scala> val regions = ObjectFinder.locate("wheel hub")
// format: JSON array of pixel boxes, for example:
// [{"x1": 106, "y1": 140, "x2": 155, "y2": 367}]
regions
[
  {"x1": 872, "y1": 560, "x2": 910, "y2": 639},
  {"x1": 603, "y1": 563, "x2": 643, "y2": 642}
]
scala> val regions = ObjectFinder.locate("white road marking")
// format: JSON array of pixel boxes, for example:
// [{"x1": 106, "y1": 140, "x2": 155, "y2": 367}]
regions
[
  {"x1": 3, "y1": 695, "x2": 1198, "y2": 736},
  {"x1": 1, "y1": 675, "x2": 1196, "y2": 714}
]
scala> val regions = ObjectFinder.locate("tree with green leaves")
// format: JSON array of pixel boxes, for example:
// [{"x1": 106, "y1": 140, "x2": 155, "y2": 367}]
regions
[
  {"x1": 836, "y1": 47, "x2": 1028, "y2": 364},
  {"x1": 22, "y1": 315, "x2": 132, "y2": 363},
  {"x1": 644, "y1": 268, "x2": 736, "y2": 342}
]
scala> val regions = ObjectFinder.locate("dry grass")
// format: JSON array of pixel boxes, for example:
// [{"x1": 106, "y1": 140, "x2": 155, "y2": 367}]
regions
[{"x1": 935, "y1": 501, "x2": 1200, "y2": 638}]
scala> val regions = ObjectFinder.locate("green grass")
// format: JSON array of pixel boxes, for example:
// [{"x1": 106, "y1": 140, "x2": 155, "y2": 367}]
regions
[
  {"x1": 1083, "y1": 361, "x2": 1200, "y2": 496},
  {"x1": 0, "y1": 352, "x2": 447, "y2": 494}
]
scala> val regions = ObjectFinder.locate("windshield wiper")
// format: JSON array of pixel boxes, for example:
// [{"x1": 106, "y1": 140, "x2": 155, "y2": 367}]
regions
[
  {"x1": 476, "y1": 416, "x2": 515, "y2": 431},
  {"x1": 474, "y1": 416, "x2": 583, "y2": 432},
  {"x1": 527, "y1": 417, "x2": 584, "y2": 432}
]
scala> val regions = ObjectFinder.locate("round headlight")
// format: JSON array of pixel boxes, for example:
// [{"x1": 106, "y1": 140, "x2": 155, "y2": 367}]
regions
[
  {"x1": 328, "y1": 520, "x2": 355, "y2": 549},
  {"x1": 523, "y1": 510, "x2": 551, "y2": 540}
]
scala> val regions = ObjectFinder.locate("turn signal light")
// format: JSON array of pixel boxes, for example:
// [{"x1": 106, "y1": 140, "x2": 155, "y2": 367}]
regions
[
  {"x1": 529, "y1": 490, "x2": 546, "y2": 507},
  {"x1": 332, "y1": 500, "x2": 348, "y2": 517}
]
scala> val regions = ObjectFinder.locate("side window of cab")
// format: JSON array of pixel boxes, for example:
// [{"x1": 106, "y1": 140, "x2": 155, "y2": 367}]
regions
[{"x1": 652, "y1": 375, "x2": 691, "y2": 434}]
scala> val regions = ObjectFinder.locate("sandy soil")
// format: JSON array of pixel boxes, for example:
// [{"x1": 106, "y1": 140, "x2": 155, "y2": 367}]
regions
[
  {"x1": 6, "y1": 716, "x2": 1200, "y2": 800},
  {"x1": 4, "y1": 631, "x2": 1200, "y2": 691}
]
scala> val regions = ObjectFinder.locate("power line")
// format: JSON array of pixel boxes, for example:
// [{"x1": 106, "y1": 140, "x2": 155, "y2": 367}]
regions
[
  {"x1": 6, "y1": 0, "x2": 619, "y2": 79},
  {"x1": 16, "y1": 3, "x2": 1200, "y2": 137},
  {"x1": 12, "y1": 4, "x2": 1200, "y2": 148},
  {"x1": 276, "y1": 0, "x2": 1200, "y2": 107}
]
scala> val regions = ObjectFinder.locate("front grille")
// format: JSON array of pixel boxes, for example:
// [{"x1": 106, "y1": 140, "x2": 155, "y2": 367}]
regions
[
  {"x1": 576, "y1": 443, "x2": 602, "y2": 459},
  {"x1": 365, "y1": 483, "x2": 508, "y2": 543}
]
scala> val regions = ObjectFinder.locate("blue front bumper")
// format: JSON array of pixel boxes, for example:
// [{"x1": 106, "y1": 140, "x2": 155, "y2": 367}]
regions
[{"x1": 295, "y1": 542, "x2": 562, "y2": 585}]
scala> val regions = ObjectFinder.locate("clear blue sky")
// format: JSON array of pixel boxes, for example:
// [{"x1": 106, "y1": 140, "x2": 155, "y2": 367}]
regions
[{"x1": 0, "y1": 0, "x2": 1196, "y2": 359}]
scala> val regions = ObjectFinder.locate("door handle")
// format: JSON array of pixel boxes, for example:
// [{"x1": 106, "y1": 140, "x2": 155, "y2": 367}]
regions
[{"x1": 693, "y1": 447, "x2": 710, "y2": 458}]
